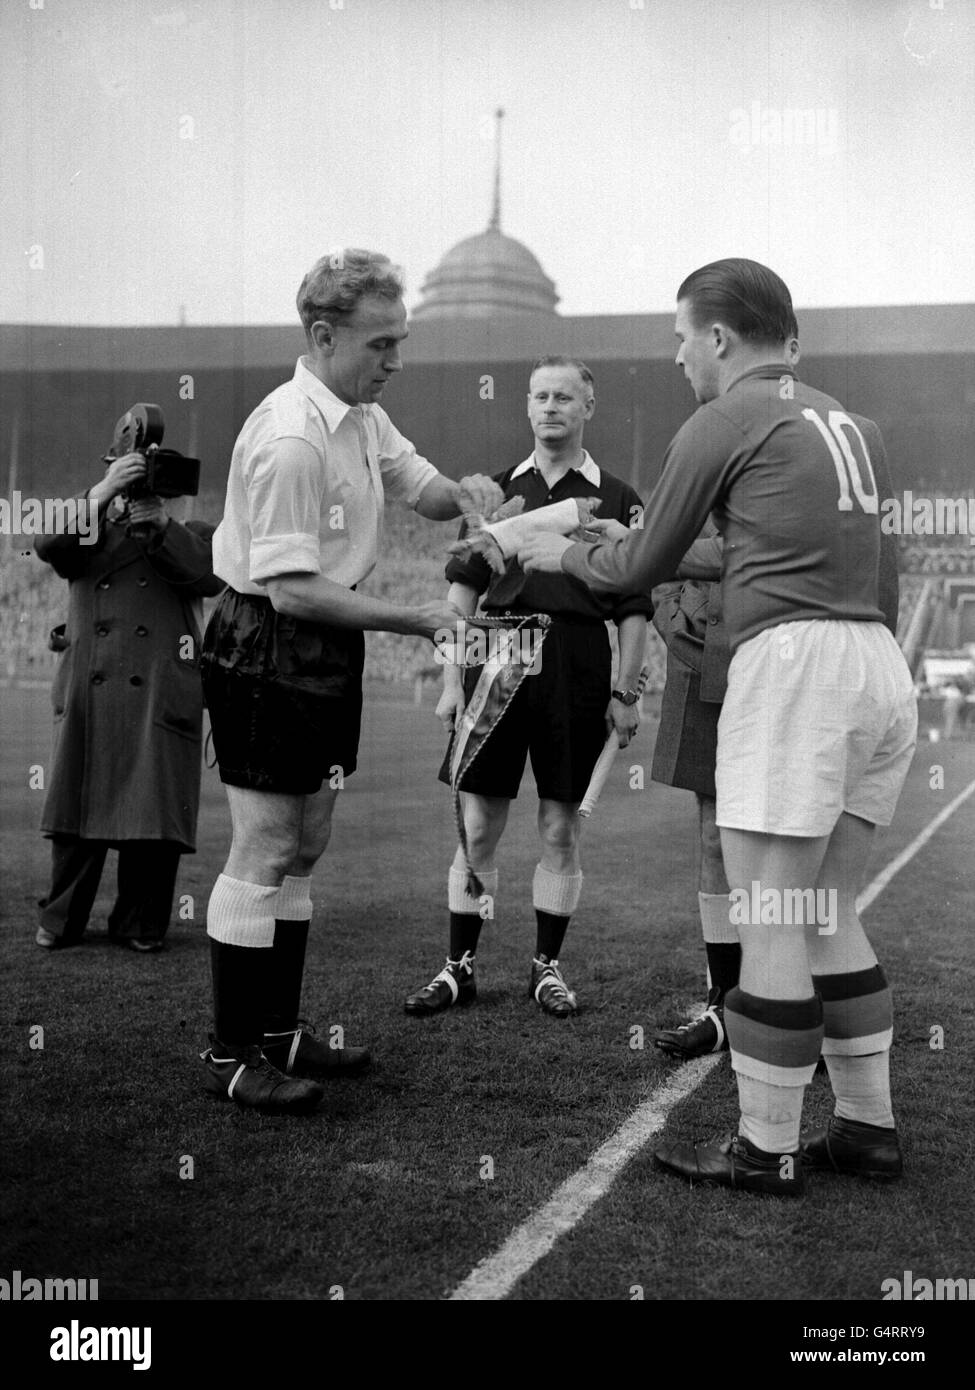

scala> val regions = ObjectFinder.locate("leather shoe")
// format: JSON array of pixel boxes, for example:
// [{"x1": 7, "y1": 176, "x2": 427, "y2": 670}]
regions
[
  {"x1": 201, "y1": 1038, "x2": 324, "y2": 1113},
  {"x1": 262, "y1": 1025, "x2": 371, "y2": 1078},
  {"x1": 654, "y1": 1133, "x2": 805, "y2": 1197},
  {"x1": 800, "y1": 1115, "x2": 903, "y2": 1181},
  {"x1": 35, "y1": 926, "x2": 82, "y2": 950}
]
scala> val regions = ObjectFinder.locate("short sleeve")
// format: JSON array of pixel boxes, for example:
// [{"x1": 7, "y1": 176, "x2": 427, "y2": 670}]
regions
[
  {"x1": 373, "y1": 409, "x2": 439, "y2": 507},
  {"x1": 243, "y1": 436, "x2": 323, "y2": 583}
]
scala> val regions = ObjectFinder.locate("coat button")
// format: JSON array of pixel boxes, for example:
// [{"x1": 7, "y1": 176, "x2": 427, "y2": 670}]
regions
[
  {"x1": 135, "y1": 625, "x2": 148, "y2": 636},
  {"x1": 97, "y1": 580, "x2": 110, "y2": 590},
  {"x1": 709, "y1": 615, "x2": 719, "y2": 624},
  {"x1": 96, "y1": 625, "x2": 109, "y2": 637},
  {"x1": 136, "y1": 577, "x2": 149, "y2": 588},
  {"x1": 91, "y1": 673, "x2": 104, "y2": 685},
  {"x1": 129, "y1": 676, "x2": 143, "y2": 687}
]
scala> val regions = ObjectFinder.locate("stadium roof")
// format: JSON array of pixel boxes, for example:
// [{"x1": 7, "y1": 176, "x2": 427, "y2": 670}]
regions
[{"x1": 1, "y1": 304, "x2": 973, "y2": 373}]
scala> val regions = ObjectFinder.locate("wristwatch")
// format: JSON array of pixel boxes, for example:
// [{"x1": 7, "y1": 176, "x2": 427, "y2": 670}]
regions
[{"x1": 611, "y1": 688, "x2": 639, "y2": 706}]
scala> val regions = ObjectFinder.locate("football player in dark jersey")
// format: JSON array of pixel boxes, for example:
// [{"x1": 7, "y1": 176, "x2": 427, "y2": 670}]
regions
[{"x1": 518, "y1": 260, "x2": 915, "y2": 1196}]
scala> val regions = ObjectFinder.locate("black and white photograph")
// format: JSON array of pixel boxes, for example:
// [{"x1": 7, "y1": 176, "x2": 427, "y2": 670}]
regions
[{"x1": 1, "y1": 0, "x2": 973, "y2": 1350}]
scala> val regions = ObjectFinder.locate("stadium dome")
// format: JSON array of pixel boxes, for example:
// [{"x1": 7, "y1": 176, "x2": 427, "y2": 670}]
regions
[
  {"x1": 412, "y1": 227, "x2": 559, "y2": 320},
  {"x1": 411, "y1": 109, "x2": 559, "y2": 321}
]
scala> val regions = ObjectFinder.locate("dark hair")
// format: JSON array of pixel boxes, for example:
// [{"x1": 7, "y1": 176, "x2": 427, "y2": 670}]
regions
[
  {"x1": 296, "y1": 249, "x2": 404, "y2": 336},
  {"x1": 677, "y1": 258, "x2": 797, "y2": 344},
  {"x1": 529, "y1": 356, "x2": 594, "y2": 392}
]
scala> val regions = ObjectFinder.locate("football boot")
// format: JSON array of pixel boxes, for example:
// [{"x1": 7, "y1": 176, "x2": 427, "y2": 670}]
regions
[{"x1": 404, "y1": 952, "x2": 476, "y2": 1015}]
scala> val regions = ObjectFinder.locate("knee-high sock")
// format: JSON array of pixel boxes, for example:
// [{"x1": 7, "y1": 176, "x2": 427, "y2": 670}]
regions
[
  {"x1": 207, "y1": 875, "x2": 278, "y2": 1050},
  {"x1": 813, "y1": 965, "x2": 895, "y2": 1128},
  {"x1": 448, "y1": 865, "x2": 497, "y2": 959},
  {"x1": 265, "y1": 875, "x2": 314, "y2": 1035},
  {"x1": 533, "y1": 865, "x2": 582, "y2": 959},
  {"x1": 725, "y1": 987, "x2": 824, "y2": 1154},
  {"x1": 699, "y1": 892, "x2": 739, "y2": 1001}
]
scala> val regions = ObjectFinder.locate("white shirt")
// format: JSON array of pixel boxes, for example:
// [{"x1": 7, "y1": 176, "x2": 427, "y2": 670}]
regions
[{"x1": 212, "y1": 357, "x2": 439, "y2": 594}]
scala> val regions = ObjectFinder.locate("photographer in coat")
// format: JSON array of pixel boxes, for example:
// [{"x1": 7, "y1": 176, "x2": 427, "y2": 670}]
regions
[{"x1": 35, "y1": 450, "x2": 223, "y2": 952}]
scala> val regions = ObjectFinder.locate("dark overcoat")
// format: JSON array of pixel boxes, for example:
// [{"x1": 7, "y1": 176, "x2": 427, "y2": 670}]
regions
[{"x1": 35, "y1": 505, "x2": 223, "y2": 851}]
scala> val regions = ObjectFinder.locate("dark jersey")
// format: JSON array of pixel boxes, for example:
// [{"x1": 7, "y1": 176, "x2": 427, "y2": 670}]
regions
[
  {"x1": 446, "y1": 454, "x2": 651, "y2": 624},
  {"x1": 562, "y1": 365, "x2": 898, "y2": 651}
]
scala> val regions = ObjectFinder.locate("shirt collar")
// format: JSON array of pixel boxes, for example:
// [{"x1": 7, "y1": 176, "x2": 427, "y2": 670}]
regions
[
  {"x1": 724, "y1": 362, "x2": 796, "y2": 393},
  {"x1": 294, "y1": 357, "x2": 356, "y2": 432},
  {"x1": 510, "y1": 450, "x2": 600, "y2": 488}
]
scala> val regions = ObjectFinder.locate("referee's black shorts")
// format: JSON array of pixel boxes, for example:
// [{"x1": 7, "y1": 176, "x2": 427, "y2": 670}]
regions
[
  {"x1": 201, "y1": 588, "x2": 364, "y2": 796},
  {"x1": 439, "y1": 617, "x2": 611, "y2": 803}
]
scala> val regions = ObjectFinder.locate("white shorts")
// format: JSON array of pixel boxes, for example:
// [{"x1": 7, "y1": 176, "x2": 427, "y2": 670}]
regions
[{"x1": 716, "y1": 620, "x2": 918, "y2": 837}]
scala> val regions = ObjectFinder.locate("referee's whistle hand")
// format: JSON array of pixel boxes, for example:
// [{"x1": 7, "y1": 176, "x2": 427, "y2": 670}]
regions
[{"x1": 607, "y1": 701, "x2": 640, "y2": 747}]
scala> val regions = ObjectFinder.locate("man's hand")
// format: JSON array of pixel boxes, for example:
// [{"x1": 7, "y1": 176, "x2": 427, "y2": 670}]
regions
[
  {"x1": 127, "y1": 496, "x2": 168, "y2": 535},
  {"x1": 606, "y1": 697, "x2": 640, "y2": 748},
  {"x1": 516, "y1": 532, "x2": 573, "y2": 574},
  {"x1": 586, "y1": 517, "x2": 630, "y2": 543},
  {"x1": 89, "y1": 452, "x2": 147, "y2": 510},
  {"x1": 411, "y1": 601, "x2": 467, "y2": 642},
  {"x1": 435, "y1": 684, "x2": 466, "y2": 733},
  {"x1": 457, "y1": 474, "x2": 506, "y2": 520}
]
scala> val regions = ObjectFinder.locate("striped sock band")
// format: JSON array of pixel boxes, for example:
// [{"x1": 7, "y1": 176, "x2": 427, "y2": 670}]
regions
[
  {"x1": 275, "y1": 874, "x2": 313, "y2": 923},
  {"x1": 724, "y1": 987, "x2": 824, "y2": 1087},
  {"x1": 206, "y1": 874, "x2": 277, "y2": 948},
  {"x1": 814, "y1": 964, "x2": 894, "y2": 1127},
  {"x1": 813, "y1": 964, "x2": 893, "y2": 1056}
]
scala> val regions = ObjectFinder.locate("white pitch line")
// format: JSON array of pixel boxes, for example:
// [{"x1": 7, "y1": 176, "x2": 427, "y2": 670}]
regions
[
  {"x1": 448, "y1": 1055, "x2": 723, "y2": 1301},
  {"x1": 448, "y1": 775, "x2": 975, "y2": 1302},
  {"x1": 856, "y1": 774, "x2": 975, "y2": 914}
]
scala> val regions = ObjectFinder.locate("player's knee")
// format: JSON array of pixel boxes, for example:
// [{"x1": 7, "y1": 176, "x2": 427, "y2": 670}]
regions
[
  {"x1": 537, "y1": 807, "x2": 578, "y2": 856},
  {"x1": 466, "y1": 820, "x2": 501, "y2": 859},
  {"x1": 700, "y1": 814, "x2": 724, "y2": 867},
  {"x1": 293, "y1": 836, "x2": 329, "y2": 876}
]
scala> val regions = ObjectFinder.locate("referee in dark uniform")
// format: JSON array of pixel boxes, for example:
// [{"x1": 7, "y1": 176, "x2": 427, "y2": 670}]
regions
[{"x1": 404, "y1": 357, "x2": 650, "y2": 1019}]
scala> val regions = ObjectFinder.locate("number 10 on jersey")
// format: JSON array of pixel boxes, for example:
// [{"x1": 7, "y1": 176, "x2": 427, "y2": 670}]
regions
[{"x1": 802, "y1": 408, "x2": 879, "y2": 514}]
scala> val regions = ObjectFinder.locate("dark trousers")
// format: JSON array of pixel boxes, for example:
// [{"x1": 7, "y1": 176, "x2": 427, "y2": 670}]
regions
[{"x1": 39, "y1": 836, "x2": 182, "y2": 944}]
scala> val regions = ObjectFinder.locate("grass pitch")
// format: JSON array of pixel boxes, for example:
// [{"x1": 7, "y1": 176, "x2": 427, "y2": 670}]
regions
[{"x1": 1, "y1": 682, "x2": 974, "y2": 1303}]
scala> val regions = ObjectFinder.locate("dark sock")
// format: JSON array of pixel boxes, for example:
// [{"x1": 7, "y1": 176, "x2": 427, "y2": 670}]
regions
[
  {"x1": 705, "y1": 942, "x2": 741, "y2": 1001},
  {"x1": 210, "y1": 939, "x2": 269, "y2": 1053},
  {"x1": 535, "y1": 911, "x2": 569, "y2": 960},
  {"x1": 449, "y1": 912, "x2": 483, "y2": 959},
  {"x1": 264, "y1": 920, "x2": 310, "y2": 1034}
]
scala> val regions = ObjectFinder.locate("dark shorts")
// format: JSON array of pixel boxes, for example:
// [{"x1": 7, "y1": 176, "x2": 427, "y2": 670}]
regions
[
  {"x1": 201, "y1": 589, "x2": 364, "y2": 795},
  {"x1": 651, "y1": 655, "x2": 720, "y2": 800},
  {"x1": 439, "y1": 618, "x2": 611, "y2": 803}
]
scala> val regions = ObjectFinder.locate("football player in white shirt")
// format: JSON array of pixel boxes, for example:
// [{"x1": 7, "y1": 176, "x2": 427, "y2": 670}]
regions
[{"x1": 200, "y1": 248, "x2": 496, "y2": 1113}]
